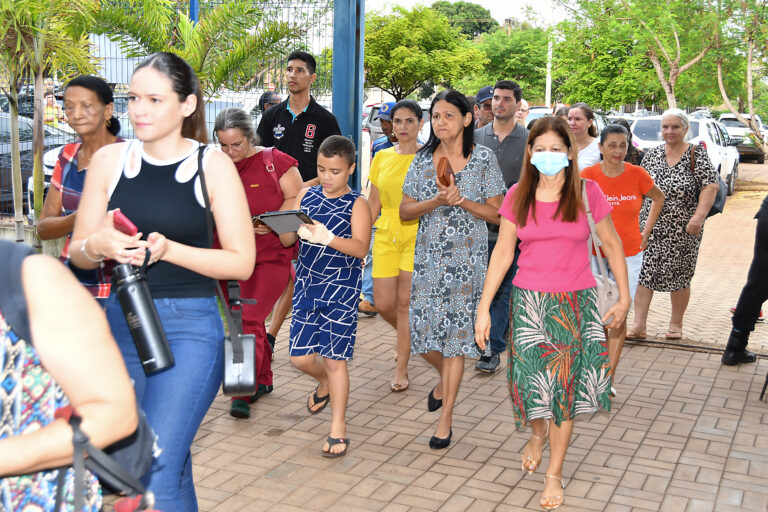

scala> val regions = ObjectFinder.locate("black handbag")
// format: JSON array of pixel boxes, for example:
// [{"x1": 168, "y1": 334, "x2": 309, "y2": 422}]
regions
[
  {"x1": 689, "y1": 145, "x2": 726, "y2": 217},
  {"x1": 195, "y1": 146, "x2": 258, "y2": 397}
]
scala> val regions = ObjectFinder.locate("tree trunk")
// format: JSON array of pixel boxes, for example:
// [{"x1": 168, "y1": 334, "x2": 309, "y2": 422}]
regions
[
  {"x1": 33, "y1": 68, "x2": 45, "y2": 223},
  {"x1": 648, "y1": 50, "x2": 677, "y2": 109},
  {"x1": 9, "y1": 84, "x2": 24, "y2": 242}
]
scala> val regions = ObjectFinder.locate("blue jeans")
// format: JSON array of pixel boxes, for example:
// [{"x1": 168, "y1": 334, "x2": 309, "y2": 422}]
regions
[
  {"x1": 361, "y1": 227, "x2": 375, "y2": 303},
  {"x1": 106, "y1": 295, "x2": 224, "y2": 512},
  {"x1": 488, "y1": 240, "x2": 520, "y2": 355}
]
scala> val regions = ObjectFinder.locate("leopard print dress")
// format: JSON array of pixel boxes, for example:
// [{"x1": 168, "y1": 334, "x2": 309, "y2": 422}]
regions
[{"x1": 637, "y1": 144, "x2": 718, "y2": 292}]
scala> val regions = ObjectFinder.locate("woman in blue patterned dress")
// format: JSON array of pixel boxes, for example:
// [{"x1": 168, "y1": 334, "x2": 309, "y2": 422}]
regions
[{"x1": 400, "y1": 90, "x2": 506, "y2": 449}]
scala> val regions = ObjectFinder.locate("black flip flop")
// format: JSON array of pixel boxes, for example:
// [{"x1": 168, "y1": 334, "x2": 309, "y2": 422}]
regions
[
  {"x1": 306, "y1": 385, "x2": 330, "y2": 415},
  {"x1": 322, "y1": 436, "x2": 349, "y2": 458}
]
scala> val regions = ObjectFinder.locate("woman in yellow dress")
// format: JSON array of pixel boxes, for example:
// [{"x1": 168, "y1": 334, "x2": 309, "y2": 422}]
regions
[{"x1": 368, "y1": 99, "x2": 423, "y2": 392}]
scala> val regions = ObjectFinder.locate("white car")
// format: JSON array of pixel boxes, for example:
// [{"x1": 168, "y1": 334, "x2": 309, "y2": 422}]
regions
[
  {"x1": 718, "y1": 113, "x2": 765, "y2": 164},
  {"x1": 630, "y1": 115, "x2": 739, "y2": 195}
]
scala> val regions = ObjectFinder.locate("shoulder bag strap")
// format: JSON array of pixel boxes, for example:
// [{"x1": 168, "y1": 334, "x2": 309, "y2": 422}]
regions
[
  {"x1": 55, "y1": 411, "x2": 152, "y2": 511},
  {"x1": 263, "y1": 146, "x2": 283, "y2": 193},
  {"x1": 690, "y1": 144, "x2": 696, "y2": 175},
  {"x1": 582, "y1": 179, "x2": 611, "y2": 279},
  {"x1": 196, "y1": 146, "x2": 247, "y2": 365}
]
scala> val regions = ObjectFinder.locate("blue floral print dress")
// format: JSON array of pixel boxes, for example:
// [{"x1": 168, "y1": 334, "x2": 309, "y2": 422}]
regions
[{"x1": 403, "y1": 145, "x2": 506, "y2": 357}]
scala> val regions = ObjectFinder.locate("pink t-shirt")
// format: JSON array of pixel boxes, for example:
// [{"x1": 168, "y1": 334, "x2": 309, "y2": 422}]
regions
[{"x1": 499, "y1": 180, "x2": 612, "y2": 292}]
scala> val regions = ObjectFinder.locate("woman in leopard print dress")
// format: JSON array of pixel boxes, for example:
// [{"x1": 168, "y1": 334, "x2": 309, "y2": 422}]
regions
[{"x1": 630, "y1": 109, "x2": 720, "y2": 340}]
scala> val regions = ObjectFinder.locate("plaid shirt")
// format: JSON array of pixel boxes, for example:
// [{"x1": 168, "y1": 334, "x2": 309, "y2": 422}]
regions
[{"x1": 52, "y1": 142, "x2": 118, "y2": 299}]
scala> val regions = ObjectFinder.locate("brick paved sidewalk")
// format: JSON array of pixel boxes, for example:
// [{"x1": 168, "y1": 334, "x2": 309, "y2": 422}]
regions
[
  {"x1": 178, "y1": 312, "x2": 768, "y2": 512},
  {"x1": 102, "y1": 165, "x2": 768, "y2": 511},
  {"x1": 627, "y1": 163, "x2": 768, "y2": 354}
]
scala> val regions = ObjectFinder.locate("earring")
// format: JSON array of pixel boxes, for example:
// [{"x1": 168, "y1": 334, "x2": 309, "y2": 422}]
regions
[{"x1": 106, "y1": 118, "x2": 112, "y2": 128}]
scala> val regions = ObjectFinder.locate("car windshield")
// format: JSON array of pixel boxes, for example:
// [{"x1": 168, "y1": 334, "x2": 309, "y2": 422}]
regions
[
  {"x1": 633, "y1": 119, "x2": 698, "y2": 141},
  {"x1": 720, "y1": 118, "x2": 748, "y2": 128},
  {"x1": 0, "y1": 116, "x2": 33, "y2": 143}
]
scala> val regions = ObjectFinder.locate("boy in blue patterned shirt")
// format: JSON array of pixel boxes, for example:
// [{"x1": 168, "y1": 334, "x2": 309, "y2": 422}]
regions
[{"x1": 280, "y1": 136, "x2": 372, "y2": 457}]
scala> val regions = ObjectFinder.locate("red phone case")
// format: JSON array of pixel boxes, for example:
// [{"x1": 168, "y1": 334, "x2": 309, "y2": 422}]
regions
[{"x1": 113, "y1": 210, "x2": 138, "y2": 236}]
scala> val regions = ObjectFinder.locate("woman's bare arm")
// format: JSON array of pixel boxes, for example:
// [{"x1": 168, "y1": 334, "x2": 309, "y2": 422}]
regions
[
  {"x1": 475, "y1": 217, "x2": 518, "y2": 350},
  {"x1": 460, "y1": 194, "x2": 503, "y2": 224},
  {"x1": 640, "y1": 184, "x2": 665, "y2": 249},
  {"x1": 37, "y1": 186, "x2": 75, "y2": 240},
  {"x1": 0, "y1": 255, "x2": 137, "y2": 476}
]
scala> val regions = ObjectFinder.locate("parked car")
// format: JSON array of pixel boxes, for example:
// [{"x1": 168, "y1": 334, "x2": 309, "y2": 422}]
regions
[
  {"x1": 362, "y1": 102, "x2": 431, "y2": 152},
  {"x1": 526, "y1": 106, "x2": 552, "y2": 126},
  {"x1": 0, "y1": 113, "x2": 77, "y2": 215},
  {"x1": 630, "y1": 115, "x2": 739, "y2": 194},
  {"x1": 718, "y1": 113, "x2": 766, "y2": 164}
]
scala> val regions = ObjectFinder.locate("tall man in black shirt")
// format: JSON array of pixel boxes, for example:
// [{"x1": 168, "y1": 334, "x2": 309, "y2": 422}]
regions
[{"x1": 257, "y1": 50, "x2": 341, "y2": 186}]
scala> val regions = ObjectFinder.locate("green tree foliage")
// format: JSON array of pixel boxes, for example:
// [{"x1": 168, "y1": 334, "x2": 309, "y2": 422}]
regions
[
  {"x1": 710, "y1": 0, "x2": 768, "y2": 155},
  {"x1": 553, "y1": 5, "x2": 660, "y2": 109},
  {"x1": 454, "y1": 25, "x2": 548, "y2": 102},
  {"x1": 313, "y1": 47, "x2": 333, "y2": 92},
  {"x1": 430, "y1": 1, "x2": 499, "y2": 39},
  {"x1": 555, "y1": 0, "x2": 717, "y2": 109},
  {"x1": 93, "y1": 0, "x2": 301, "y2": 96},
  {"x1": 0, "y1": 0, "x2": 95, "y2": 232},
  {"x1": 364, "y1": 6, "x2": 486, "y2": 100}
]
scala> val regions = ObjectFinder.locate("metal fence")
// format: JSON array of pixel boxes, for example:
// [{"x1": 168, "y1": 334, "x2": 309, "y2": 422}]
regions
[{"x1": 0, "y1": 0, "x2": 334, "y2": 218}]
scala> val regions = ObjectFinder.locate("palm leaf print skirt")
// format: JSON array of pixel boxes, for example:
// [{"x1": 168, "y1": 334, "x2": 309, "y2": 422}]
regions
[{"x1": 507, "y1": 286, "x2": 612, "y2": 427}]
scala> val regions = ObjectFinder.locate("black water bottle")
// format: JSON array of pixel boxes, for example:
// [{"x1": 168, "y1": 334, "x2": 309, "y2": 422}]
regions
[{"x1": 112, "y1": 252, "x2": 174, "y2": 374}]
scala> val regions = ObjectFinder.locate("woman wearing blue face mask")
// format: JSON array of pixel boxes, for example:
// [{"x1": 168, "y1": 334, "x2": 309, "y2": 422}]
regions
[{"x1": 475, "y1": 117, "x2": 630, "y2": 511}]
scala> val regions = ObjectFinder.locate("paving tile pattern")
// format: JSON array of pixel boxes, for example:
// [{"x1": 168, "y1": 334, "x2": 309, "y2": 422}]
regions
[
  {"x1": 627, "y1": 167, "x2": 768, "y2": 354},
  {"x1": 179, "y1": 333, "x2": 768, "y2": 512},
  {"x1": 105, "y1": 166, "x2": 768, "y2": 511}
]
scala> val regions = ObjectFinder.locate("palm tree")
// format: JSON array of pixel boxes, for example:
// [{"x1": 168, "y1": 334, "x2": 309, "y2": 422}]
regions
[
  {"x1": 0, "y1": 0, "x2": 95, "y2": 239},
  {"x1": 93, "y1": 0, "x2": 303, "y2": 96}
]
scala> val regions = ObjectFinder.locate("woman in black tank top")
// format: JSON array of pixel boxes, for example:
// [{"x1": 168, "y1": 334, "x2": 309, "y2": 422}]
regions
[{"x1": 69, "y1": 52, "x2": 254, "y2": 512}]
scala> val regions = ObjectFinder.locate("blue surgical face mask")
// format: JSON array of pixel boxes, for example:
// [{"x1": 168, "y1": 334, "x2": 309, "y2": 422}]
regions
[{"x1": 530, "y1": 151, "x2": 569, "y2": 176}]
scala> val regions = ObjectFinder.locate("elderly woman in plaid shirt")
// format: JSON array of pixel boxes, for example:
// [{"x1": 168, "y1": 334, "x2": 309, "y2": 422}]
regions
[{"x1": 37, "y1": 76, "x2": 123, "y2": 299}]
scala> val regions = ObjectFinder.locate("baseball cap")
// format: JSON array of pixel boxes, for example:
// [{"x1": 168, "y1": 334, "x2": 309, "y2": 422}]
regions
[
  {"x1": 378, "y1": 102, "x2": 396, "y2": 121},
  {"x1": 476, "y1": 86, "x2": 493, "y2": 104}
]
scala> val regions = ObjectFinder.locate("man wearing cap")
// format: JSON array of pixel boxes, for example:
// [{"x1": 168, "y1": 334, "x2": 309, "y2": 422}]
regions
[
  {"x1": 474, "y1": 86, "x2": 494, "y2": 129},
  {"x1": 371, "y1": 102, "x2": 397, "y2": 158},
  {"x1": 473, "y1": 79, "x2": 528, "y2": 373}
]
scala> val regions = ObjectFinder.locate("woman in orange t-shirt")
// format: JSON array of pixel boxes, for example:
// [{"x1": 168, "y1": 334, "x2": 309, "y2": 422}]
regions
[{"x1": 581, "y1": 124, "x2": 665, "y2": 392}]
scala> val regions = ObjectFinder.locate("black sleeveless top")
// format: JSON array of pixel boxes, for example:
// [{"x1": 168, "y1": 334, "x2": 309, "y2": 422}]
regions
[{"x1": 107, "y1": 140, "x2": 214, "y2": 298}]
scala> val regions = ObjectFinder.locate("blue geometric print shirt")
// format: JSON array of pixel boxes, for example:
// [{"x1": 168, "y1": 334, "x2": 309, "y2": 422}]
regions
[{"x1": 293, "y1": 186, "x2": 363, "y2": 311}]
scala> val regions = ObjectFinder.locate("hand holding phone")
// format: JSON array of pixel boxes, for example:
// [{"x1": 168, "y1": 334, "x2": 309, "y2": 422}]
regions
[{"x1": 113, "y1": 209, "x2": 138, "y2": 236}]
